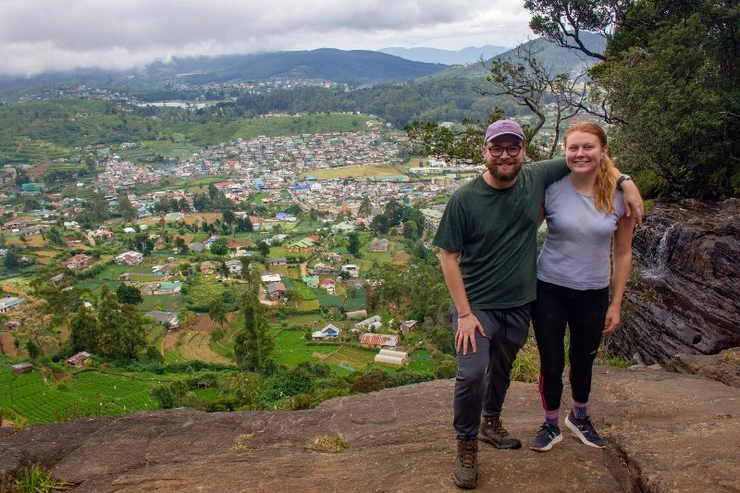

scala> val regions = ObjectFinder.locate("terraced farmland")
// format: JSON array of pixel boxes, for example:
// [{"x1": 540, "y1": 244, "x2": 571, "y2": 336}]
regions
[
  {"x1": 0, "y1": 368, "x2": 161, "y2": 424},
  {"x1": 177, "y1": 332, "x2": 233, "y2": 365}
]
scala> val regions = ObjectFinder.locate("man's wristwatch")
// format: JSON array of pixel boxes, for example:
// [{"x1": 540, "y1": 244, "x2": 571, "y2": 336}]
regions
[{"x1": 617, "y1": 174, "x2": 632, "y2": 190}]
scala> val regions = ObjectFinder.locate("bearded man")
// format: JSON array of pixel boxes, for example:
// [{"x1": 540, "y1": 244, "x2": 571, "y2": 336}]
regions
[{"x1": 432, "y1": 119, "x2": 643, "y2": 489}]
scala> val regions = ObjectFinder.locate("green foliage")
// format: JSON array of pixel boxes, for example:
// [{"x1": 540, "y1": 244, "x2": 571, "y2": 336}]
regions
[
  {"x1": 525, "y1": 0, "x2": 620, "y2": 61},
  {"x1": 525, "y1": 0, "x2": 739, "y2": 199},
  {"x1": 404, "y1": 108, "x2": 507, "y2": 164},
  {"x1": 97, "y1": 285, "x2": 149, "y2": 360},
  {"x1": 350, "y1": 369, "x2": 397, "y2": 393},
  {"x1": 209, "y1": 238, "x2": 229, "y2": 256},
  {"x1": 116, "y1": 194, "x2": 137, "y2": 222},
  {"x1": 233, "y1": 292, "x2": 274, "y2": 372},
  {"x1": 10, "y1": 463, "x2": 72, "y2": 493},
  {"x1": 369, "y1": 261, "x2": 449, "y2": 325},
  {"x1": 211, "y1": 327, "x2": 225, "y2": 342},
  {"x1": 208, "y1": 298, "x2": 227, "y2": 328},
  {"x1": 145, "y1": 346, "x2": 164, "y2": 364},
  {"x1": 150, "y1": 384, "x2": 177, "y2": 409},
  {"x1": 116, "y1": 283, "x2": 143, "y2": 305},
  {"x1": 69, "y1": 306, "x2": 101, "y2": 354},
  {"x1": 346, "y1": 232, "x2": 360, "y2": 256},
  {"x1": 25, "y1": 340, "x2": 41, "y2": 360},
  {"x1": 432, "y1": 352, "x2": 458, "y2": 379},
  {"x1": 597, "y1": 0, "x2": 740, "y2": 198}
]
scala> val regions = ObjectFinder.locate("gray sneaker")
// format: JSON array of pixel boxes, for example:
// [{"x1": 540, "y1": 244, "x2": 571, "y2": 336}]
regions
[
  {"x1": 565, "y1": 411, "x2": 606, "y2": 448},
  {"x1": 529, "y1": 422, "x2": 563, "y2": 452},
  {"x1": 478, "y1": 416, "x2": 522, "y2": 449},
  {"x1": 453, "y1": 438, "x2": 478, "y2": 489}
]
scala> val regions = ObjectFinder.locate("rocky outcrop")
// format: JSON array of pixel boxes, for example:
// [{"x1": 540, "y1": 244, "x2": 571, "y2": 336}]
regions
[
  {"x1": 671, "y1": 348, "x2": 740, "y2": 388},
  {"x1": 608, "y1": 199, "x2": 740, "y2": 370},
  {"x1": 1, "y1": 369, "x2": 739, "y2": 492}
]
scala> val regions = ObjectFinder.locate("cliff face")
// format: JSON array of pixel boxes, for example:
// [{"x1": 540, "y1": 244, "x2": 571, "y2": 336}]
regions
[
  {"x1": 1, "y1": 369, "x2": 739, "y2": 492},
  {"x1": 608, "y1": 199, "x2": 740, "y2": 371}
]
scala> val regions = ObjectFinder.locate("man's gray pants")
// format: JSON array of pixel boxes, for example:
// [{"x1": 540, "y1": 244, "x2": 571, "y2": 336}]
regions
[{"x1": 451, "y1": 305, "x2": 531, "y2": 440}]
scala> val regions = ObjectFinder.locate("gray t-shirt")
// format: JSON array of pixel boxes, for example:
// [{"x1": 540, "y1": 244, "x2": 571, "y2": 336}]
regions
[{"x1": 537, "y1": 176, "x2": 626, "y2": 290}]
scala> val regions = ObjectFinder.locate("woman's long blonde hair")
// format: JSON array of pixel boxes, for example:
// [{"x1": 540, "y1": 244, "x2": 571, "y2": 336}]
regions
[{"x1": 564, "y1": 122, "x2": 617, "y2": 214}]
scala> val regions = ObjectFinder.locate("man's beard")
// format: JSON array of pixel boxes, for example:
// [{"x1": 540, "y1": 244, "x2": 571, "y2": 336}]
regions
[{"x1": 487, "y1": 161, "x2": 523, "y2": 182}]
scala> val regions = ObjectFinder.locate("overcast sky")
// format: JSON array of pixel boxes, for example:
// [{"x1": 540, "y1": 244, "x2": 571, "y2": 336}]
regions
[{"x1": 0, "y1": 0, "x2": 534, "y2": 77}]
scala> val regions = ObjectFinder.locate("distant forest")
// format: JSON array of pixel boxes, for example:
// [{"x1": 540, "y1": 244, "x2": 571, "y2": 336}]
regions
[{"x1": 135, "y1": 77, "x2": 526, "y2": 129}]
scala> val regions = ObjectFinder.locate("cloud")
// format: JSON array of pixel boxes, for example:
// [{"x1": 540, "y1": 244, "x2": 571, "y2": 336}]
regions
[{"x1": 0, "y1": 0, "x2": 532, "y2": 77}]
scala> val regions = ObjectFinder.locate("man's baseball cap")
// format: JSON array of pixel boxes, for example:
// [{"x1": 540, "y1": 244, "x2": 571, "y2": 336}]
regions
[{"x1": 485, "y1": 120, "x2": 526, "y2": 144}]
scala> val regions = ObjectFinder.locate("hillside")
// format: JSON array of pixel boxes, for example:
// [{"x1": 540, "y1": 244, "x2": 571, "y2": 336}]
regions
[
  {"x1": 425, "y1": 32, "x2": 607, "y2": 81},
  {"x1": 1, "y1": 368, "x2": 738, "y2": 492},
  {"x1": 378, "y1": 45, "x2": 509, "y2": 65}
]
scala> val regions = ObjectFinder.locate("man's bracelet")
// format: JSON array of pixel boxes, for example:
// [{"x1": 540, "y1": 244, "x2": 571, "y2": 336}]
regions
[{"x1": 458, "y1": 312, "x2": 472, "y2": 319}]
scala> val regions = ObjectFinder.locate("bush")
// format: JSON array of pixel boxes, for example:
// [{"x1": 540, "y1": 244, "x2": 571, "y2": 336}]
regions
[
  {"x1": 211, "y1": 327, "x2": 225, "y2": 342},
  {"x1": 289, "y1": 393, "x2": 316, "y2": 410},
  {"x1": 350, "y1": 369, "x2": 397, "y2": 394},
  {"x1": 150, "y1": 385, "x2": 177, "y2": 409},
  {"x1": 145, "y1": 346, "x2": 164, "y2": 363},
  {"x1": 394, "y1": 369, "x2": 435, "y2": 386}
]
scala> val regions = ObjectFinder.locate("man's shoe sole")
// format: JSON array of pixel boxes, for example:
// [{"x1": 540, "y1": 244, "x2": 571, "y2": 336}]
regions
[
  {"x1": 529, "y1": 434, "x2": 562, "y2": 452},
  {"x1": 477, "y1": 434, "x2": 522, "y2": 450},
  {"x1": 453, "y1": 474, "x2": 477, "y2": 489},
  {"x1": 565, "y1": 415, "x2": 606, "y2": 449}
]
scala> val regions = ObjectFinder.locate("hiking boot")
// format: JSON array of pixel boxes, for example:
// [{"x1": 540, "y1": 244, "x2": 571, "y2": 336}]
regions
[
  {"x1": 453, "y1": 438, "x2": 478, "y2": 489},
  {"x1": 565, "y1": 411, "x2": 606, "y2": 448},
  {"x1": 529, "y1": 422, "x2": 563, "y2": 452},
  {"x1": 478, "y1": 416, "x2": 522, "y2": 449}
]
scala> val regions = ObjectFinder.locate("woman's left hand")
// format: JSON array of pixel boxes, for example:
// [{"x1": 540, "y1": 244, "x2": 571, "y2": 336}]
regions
[{"x1": 603, "y1": 305, "x2": 622, "y2": 334}]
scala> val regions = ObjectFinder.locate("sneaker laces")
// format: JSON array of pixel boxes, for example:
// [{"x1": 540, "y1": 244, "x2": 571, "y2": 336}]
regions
[
  {"x1": 537, "y1": 422, "x2": 557, "y2": 437},
  {"x1": 458, "y1": 440, "x2": 477, "y2": 468}
]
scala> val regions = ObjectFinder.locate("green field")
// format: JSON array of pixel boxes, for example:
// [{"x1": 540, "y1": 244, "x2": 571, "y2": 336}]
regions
[
  {"x1": 0, "y1": 368, "x2": 164, "y2": 424},
  {"x1": 139, "y1": 294, "x2": 182, "y2": 312},
  {"x1": 406, "y1": 350, "x2": 435, "y2": 372},
  {"x1": 322, "y1": 346, "x2": 377, "y2": 372},
  {"x1": 272, "y1": 329, "x2": 337, "y2": 366},
  {"x1": 299, "y1": 163, "x2": 408, "y2": 180},
  {"x1": 296, "y1": 299, "x2": 321, "y2": 312}
]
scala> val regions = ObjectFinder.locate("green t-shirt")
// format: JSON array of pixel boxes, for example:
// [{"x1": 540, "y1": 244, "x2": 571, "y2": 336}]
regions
[{"x1": 432, "y1": 158, "x2": 568, "y2": 309}]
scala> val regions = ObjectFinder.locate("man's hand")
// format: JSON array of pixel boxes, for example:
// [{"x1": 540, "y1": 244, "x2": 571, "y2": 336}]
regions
[
  {"x1": 603, "y1": 304, "x2": 621, "y2": 334},
  {"x1": 620, "y1": 180, "x2": 645, "y2": 225},
  {"x1": 455, "y1": 314, "x2": 485, "y2": 354}
]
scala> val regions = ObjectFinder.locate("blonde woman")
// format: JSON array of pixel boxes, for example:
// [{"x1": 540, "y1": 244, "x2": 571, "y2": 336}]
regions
[{"x1": 529, "y1": 122, "x2": 634, "y2": 452}]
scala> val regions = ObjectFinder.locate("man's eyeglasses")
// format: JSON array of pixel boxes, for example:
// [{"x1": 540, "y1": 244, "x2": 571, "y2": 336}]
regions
[{"x1": 486, "y1": 145, "x2": 522, "y2": 158}]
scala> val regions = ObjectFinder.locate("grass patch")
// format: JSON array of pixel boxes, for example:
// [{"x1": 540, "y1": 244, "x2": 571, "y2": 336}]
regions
[
  {"x1": 6, "y1": 463, "x2": 73, "y2": 492},
  {"x1": 510, "y1": 332, "x2": 540, "y2": 384},
  {"x1": 322, "y1": 346, "x2": 376, "y2": 371},
  {"x1": 139, "y1": 294, "x2": 182, "y2": 312},
  {"x1": 300, "y1": 164, "x2": 405, "y2": 180},
  {"x1": 306, "y1": 433, "x2": 348, "y2": 453},
  {"x1": 272, "y1": 329, "x2": 336, "y2": 366},
  {"x1": 315, "y1": 292, "x2": 344, "y2": 308},
  {"x1": 406, "y1": 350, "x2": 434, "y2": 372}
]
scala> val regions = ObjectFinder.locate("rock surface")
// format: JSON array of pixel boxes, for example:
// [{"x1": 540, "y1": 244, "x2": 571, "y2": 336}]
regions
[
  {"x1": 2, "y1": 368, "x2": 739, "y2": 492},
  {"x1": 671, "y1": 348, "x2": 740, "y2": 388},
  {"x1": 608, "y1": 199, "x2": 740, "y2": 369}
]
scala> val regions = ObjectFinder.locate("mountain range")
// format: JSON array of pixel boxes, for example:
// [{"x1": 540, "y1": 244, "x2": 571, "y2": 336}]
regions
[
  {"x1": 0, "y1": 34, "x2": 605, "y2": 92},
  {"x1": 378, "y1": 45, "x2": 509, "y2": 65}
]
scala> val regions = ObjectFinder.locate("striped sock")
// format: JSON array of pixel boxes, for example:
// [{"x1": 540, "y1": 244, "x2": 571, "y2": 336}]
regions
[
  {"x1": 573, "y1": 403, "x2": 588, "y2": 421},
  {"x1": 545, "y1": 411, "x2": 559, "y2": 426}
]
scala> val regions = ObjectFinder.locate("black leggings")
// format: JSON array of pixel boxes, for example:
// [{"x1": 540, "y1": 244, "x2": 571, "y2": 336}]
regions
[{"x1": 531, "y1": 280, "x2": 609, "y2": 412}]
